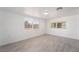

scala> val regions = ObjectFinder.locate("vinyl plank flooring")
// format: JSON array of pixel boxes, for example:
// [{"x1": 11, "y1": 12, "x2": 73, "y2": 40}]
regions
[{"x1": 0, "y1": 34, "x2": 79, "y2": 52}]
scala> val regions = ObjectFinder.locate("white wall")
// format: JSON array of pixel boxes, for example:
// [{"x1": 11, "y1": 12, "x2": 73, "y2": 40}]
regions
[
  {"x1": 0, "y1": 9, "x2": 79, "y2": 46},
  {"x1": 47, "y1": 15, "x2": 79, "y2": 40},
  {"x1": 0, "y1": 11, "x2": 9, "y2": 45},
  {"x1": 0, "y1": 11, "x2": 45, "y2": 46}
]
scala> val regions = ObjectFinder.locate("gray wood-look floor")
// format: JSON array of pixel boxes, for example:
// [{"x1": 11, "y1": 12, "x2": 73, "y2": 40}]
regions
[{"x1": 0, "y1": 34, "x2": 79, "y2": 52}]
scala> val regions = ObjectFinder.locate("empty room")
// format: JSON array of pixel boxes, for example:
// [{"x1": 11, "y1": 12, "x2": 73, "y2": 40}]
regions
[{"x1": 0, "y1": 7, "x2": 79, "y2": 52}]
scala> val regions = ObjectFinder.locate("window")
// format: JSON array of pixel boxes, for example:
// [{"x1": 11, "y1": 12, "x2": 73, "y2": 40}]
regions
[
  {"x1": 33, "y1": 24, "x2": 39, "y2": 29},
  {"x1": 51, "y1": 21, "x2": 65, "y2": 29},
  {"x1": 33, "y1": 20, "x2": 39, "y2": 29},
  {"x1": 24, "y1": 21, "x2": 32, "y2": 29},
  {"x1": 51, "y1": 23, "x2": 56, "y2": 28},
  {"x1": 62, "y1": 22, "x2": 65, "y2": 28},
  {"x1": 24, "y1": 20, "x2": 39, "y2": 29},
  {"x1": 57, "y1": 22, "x2": 62, "y2": 28},
  {"x1": 57, "y1": 22, "x2": 65, "y2": 28}
]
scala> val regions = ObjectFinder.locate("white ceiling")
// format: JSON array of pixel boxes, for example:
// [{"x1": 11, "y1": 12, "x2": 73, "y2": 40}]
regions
[{"x1": 0, "y1": 7, "x2": 79, "y2": 19}]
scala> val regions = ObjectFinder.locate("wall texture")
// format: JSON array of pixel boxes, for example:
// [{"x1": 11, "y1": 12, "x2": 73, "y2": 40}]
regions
[
  {"x1": 47, "y1": 15, "x2": 79, "y2": 40},
  {"x1": 0, "y1": 9, "x2": 79, "y2": 46},
  {"x1": 0, "y1": 11, "x2": 45, "y2": 46}
]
